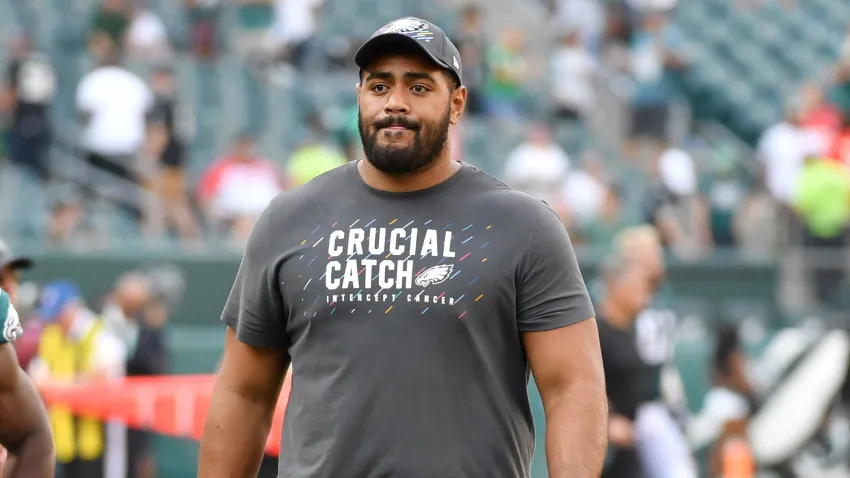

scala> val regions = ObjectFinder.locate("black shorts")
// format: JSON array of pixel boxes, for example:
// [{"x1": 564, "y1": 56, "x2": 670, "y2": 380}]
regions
[{"x1": 629, "y1": 104, "x2": 669, "y2": 140}]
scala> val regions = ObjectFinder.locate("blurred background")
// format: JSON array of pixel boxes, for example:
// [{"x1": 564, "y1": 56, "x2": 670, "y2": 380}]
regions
[{"x1": 2, "y1": 0, "x2": 850, "y2": 476}]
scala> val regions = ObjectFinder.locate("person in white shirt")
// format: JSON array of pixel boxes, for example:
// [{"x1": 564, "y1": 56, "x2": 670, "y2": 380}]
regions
[
  {"x1": 76, "y1": 47, "x2": 153, "y2": 191},
  {"x1": 550, "y1": 30, "x2": 598, "y2": 121},
  {"x1": 503, "y1": 123, "x2": 570, "y2": 206},
  {"x1": 757, "y1": 100, "x2": 821, "y2": 206},
  {"x1": 125, "y1": 6, "x2": 172, "y2": 61}
]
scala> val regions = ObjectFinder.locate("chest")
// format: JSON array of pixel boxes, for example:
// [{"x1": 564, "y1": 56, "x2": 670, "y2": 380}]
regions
[{"x1": 275, "y1": 212, "x2": 522, "y2": 349}]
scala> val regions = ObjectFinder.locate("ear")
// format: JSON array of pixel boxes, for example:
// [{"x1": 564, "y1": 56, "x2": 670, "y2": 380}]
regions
[
  {"x1": 356, "y1": 82, "x2": 362, "y2": 99},
  {"x1": 449, "y1": 86, "x2": 467, "y2": 125}
]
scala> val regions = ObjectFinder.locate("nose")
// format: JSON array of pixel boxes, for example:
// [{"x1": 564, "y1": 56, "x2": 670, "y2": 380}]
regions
[{"x1": 383, "y1": 88, "x2": 410, "y2": 115}]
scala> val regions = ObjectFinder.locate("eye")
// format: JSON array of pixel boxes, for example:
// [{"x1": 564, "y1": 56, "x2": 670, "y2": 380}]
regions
[
  {"x1": 411, "y1": 84, "x2": 429, "y2": 93},
  {"x1": 371, "y1": 84, "x2": 389, "y2": 93}
]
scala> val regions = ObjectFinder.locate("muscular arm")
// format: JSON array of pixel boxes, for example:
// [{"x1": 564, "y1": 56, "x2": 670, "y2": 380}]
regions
[
  {"x1": 198, "y1": 200, "x2": 290, "y2": 477},
  {"x1": 524, "y1": 319, "x2": 608, "y2": 478},
  {"x1": 516, "y1": 206, "x2": 606, "y2": 477},
  {"x1": 198, "y1": 328, "x2": 289, "y2": 477},
  {"x1": 0, "y1": 344, "x2": 54, "y2": 478}
]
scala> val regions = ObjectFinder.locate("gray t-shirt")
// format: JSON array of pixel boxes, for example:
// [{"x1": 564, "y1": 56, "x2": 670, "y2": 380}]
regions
[{"x1": 222, "y1": 161, "x2": 595, "y2": 478}]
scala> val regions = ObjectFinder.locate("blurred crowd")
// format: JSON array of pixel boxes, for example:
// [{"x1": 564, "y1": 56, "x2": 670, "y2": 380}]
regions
[{"x1": 1, "y1": 238, "x2": 180, "y2": 478}]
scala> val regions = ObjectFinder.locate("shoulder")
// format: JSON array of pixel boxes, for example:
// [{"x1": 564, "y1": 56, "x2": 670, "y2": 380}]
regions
[
  {"x1": 0, "y1": 289, "x2": 23, "y2": 345},
  {"x1": 467, "y1": 165, "x2": 556, "y2": 213},
  {"x1": 461, "y1": 166, "x2": 564, "y2": 236}
]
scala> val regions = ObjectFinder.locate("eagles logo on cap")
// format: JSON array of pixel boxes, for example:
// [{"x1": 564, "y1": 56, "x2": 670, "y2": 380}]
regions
[{"x1": 377, "y1": 18, "x2": 434, "y2": 42}]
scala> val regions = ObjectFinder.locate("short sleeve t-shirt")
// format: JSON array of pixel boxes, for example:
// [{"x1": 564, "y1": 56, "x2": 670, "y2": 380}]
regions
[{"x1": 221, "y1": 161, "x2": 595, "y2": 478}]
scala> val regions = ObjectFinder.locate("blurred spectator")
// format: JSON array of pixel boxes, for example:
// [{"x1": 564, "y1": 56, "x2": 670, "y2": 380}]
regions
[
  {"x1": 688, "y1": 325, "x2": 755, "y2": 477},
  {"x1": 596, "y1": 254, "x2": 655, "y2": 478},
  {"x1": 549, "y1": 29, "x2": 598, "y2": 121},
  {"x1": 453, "y1": 6, "x2": 486, "y2": 114},
  {"x1": 47, "y1": 185, "x2": 90, "y2": 247},
  {"x1": 0, "y1": 239, "x2": 33, "y2": 307},
  {"x1": 125, "y1": 2, "x2": 172, "y2": 62},
  {"x1": 144, "y1": 66, "x2": 201, "y2": 242},
  {"x1": 503, "y1": 123, "x2": 570, "y2": 206},
  {"x1": 101, "y1": 272, "x2": 164, "y2": 478},
  {"x1": 626, "y1": 12, "x2": 689, "y2": 158},
  {"x1": 799, "y1": 82, "x2": 842, "y2": 156},
  {"x1": 646, "y1": 144, "x2": 713, "y2": 258},
  {"x1": 185, "y1": 0, "x2": 221, "y2": 62},
  {"x1": 89, "y1": 0, "x2": 132, "y2": 59},
  {"x1": 702, "y1": 146, "x2": 750, "y2": 247},
  {"x1": 792, "y1": 156, "x2": 850, "y2": 306},
  {"x1": 558, "y1": 154, "x2": 617, "y2": 238},
  {"x1": 270, "y1": 0, "x2": 324, "y2": 70},
  {"x1": 554, "y1": 0, "x2": 606, "y2": 54},
  {"x1": 484, "y1": 29, "x2": 529, "y2": 119},
  {"x1": 756, "y1": 100, "x2": 820, "y2": 206},
  {"x1": 28, "y1": 280, "x2": 126, "y2": 478},
  {"x1": 286, "y1": 136, "x2": 347, "y2": 187},
  {"x1": 196, "y1": 133, "x2": 285, "y2": 242},
  {"x1": 76, "y1": 45, "x2": 153, "y2": 215},
  {"x1": 1, "y1": 31, "x2": 56, "y2": 182},
  {"x1": 233, "y1": 0, "x2": 276, "y2": 64}
]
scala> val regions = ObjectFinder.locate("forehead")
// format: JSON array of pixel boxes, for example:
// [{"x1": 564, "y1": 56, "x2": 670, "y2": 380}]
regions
[{"x1": 362, "y1": 53, "x2": 444, "y2": 80}]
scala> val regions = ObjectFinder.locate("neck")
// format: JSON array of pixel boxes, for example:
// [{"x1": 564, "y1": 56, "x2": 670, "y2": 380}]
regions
[
  {"x1": 599, "y1": 299, "x2": 634, "y2": 330},
  {"x1": 358, "y1": 153, "x2": 460, "y2": 193}
]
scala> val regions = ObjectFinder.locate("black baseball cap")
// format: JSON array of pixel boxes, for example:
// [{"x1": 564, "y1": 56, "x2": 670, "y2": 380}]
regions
[
  {"x1": 0, "y1": 239, "x2": 33, "y2": 271},
  {"x1": 355, "y1": 17, "x2": 463, "y2": 86}
]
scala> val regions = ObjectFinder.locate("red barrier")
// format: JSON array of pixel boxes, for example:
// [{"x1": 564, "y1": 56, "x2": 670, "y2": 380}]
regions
[{"x1": 38, "y1": 373, "x2": 292, "y2": 456}]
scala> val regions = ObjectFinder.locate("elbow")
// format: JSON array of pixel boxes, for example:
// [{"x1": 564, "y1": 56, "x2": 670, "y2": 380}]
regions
[{"x1": 8, "y1": 424, "x2": 55, "y2": 468}]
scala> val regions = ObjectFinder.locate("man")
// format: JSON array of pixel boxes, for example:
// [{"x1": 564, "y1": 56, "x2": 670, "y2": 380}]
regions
[
  {"x1": 28, "y1": 281, "x2": 126, "y2": 478},
  {"x1": 1, "y1": 30, "x2": 56, "y2": 182},
  {"x1": 199, "y1": 16, "x2": 607, "y2": 478},
  {"x1": 0, "y1": 243, "x2": 55, "y2": 478},
  {"x1": 595, "y1": 254, "x2": 655, "y2": 478},
  {"x1": 615, "y1": 226, "x2": 697, "y2": 478},
  {"x1": 76, "y1": 42, "x2": 153, "y2": 219}
]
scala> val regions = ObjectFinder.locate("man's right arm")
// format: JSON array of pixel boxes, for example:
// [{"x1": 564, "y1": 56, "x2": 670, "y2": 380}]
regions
[
  {"x1": 198, "y1": 204, "x2": 290, "y2": 478},
  {"x1": 198, "y1": 329, "x2": 288, "y2": 477}
]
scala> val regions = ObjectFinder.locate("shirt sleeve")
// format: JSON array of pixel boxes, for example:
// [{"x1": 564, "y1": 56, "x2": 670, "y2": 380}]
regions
[
  {"x1": 220, "y1": 206, "x2": 289, "y2": 349},
  {"x1": 516, "y1": 206, "x2": 595, "y2": 331},
  {"x1": 0, "y1": 288, "x2": 22, "y2": 344}
]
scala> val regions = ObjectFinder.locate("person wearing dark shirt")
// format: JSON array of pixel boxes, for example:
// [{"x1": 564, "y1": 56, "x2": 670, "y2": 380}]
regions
[
  {"x1": 199, "y1": 17, "x2": 607, "y2": 478},
  {"x1": 2, "y1": 32, "x2": 55, "y2": 181},
  {"x1": 146, "y1": 66, "x2": 200, "y2": 240},
  {"x1": 596, "y1": 254, "x2": 655, "y2": 478}
]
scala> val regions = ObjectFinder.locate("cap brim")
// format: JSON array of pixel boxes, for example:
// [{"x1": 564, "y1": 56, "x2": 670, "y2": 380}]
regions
[
  {"x1": 2, "y1": 257, "x2": 34, "y2": 270},
  {"x1": 355, "y1": 34, "x2": 450, "y2": 74}
]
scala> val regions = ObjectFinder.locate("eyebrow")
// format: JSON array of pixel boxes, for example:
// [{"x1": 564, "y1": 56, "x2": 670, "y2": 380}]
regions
[{"x1": 364, "y1": 71, "x2": 437, "y2": 83}]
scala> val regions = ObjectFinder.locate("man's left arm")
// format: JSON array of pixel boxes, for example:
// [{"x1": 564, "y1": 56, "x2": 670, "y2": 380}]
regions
[
  {"x1": 0, "y1": 344, "x2": 55, "y2": 478},
  {"x1": 517, "y1": 207, "x2": 607, "y2": 478}
]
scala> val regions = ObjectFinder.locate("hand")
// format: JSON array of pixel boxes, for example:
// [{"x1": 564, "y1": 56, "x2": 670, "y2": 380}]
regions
[{"x1": 608, "y1": 415, "x2": 634, "y2": 448}]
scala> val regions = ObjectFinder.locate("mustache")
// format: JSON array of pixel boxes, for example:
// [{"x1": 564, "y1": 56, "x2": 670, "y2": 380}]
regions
[{"x1": 373, "y1": 116, "x2": 421, "y2": 131}]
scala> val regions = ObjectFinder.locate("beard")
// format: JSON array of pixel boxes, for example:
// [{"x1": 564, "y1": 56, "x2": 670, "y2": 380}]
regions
[{"x1": 358, "y1": 106, "x2": 451, "y2": 175}]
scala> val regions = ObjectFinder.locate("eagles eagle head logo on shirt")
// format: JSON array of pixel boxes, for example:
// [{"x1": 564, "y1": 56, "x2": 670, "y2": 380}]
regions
[{"x1": 415, "y1": 264, "x2": 454, "y2": 287}]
